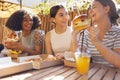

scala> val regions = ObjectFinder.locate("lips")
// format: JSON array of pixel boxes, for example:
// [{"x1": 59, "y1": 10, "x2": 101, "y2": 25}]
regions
[{"x1": 24, "y1": 24, "x2": 32, "y2": 30}]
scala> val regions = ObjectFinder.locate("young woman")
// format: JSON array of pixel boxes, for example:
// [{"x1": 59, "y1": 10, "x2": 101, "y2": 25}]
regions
[
  {"x1": 5, "y1": 9, "x2": 45, "y2": 55},
  {"x1": 72, "y1": 0, "x2": 120, "y2": 68},
  {"x1": 45, "y1": 5, "x2": 72, "y2": 59}
]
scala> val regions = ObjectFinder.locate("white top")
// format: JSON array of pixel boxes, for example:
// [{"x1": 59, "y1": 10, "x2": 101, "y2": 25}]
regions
[{"x1": 50, "y1": 27, "x2": 72, "y2": 54}]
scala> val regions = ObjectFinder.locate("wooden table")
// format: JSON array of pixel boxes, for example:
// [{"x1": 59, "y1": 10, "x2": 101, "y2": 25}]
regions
[{"x1": 1, "y1": 63, "x2": 120, "y2": 80}]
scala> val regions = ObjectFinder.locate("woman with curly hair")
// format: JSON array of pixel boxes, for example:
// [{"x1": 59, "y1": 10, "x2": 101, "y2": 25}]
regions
[{"x1": 5, "y1": 9, "x2": 45, "y2": 55}]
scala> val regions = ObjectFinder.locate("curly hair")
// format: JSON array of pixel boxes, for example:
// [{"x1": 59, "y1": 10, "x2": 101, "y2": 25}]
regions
[{"x1": 6, "y1": 9, "x2": 41, "y2": 31}]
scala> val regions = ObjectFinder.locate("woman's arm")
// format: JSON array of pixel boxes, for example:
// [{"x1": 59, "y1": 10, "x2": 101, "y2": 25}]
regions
[
  {"x1": 93, "y1": 41, "x2": 120, "y2": 68},
  {"x1": 70, "y1": 30, "x2": 84, "y2": 52},
  {"x1": 27, "y1": 30, "x2": 45, "y2": 55},
  {"x1": 88, "y1": 26, "x2": 120, "y2": 68},
  {"x1": 45, "y1": 32, "x2": 53, "y2": 55}
]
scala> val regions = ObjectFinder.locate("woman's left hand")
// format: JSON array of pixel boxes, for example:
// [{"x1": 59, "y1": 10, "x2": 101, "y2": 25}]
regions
[
  {"x1": 5, "y1": 41, "x2": 23, "y2": 50},
  {"x1": 87, "y1": 24, "x2": 100, "y2": 43}
]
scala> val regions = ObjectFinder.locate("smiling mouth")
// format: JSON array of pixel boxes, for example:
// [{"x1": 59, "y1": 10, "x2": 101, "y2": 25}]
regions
[{"x1": 92, "y1": 13, "x2": 95, "y2": 18}]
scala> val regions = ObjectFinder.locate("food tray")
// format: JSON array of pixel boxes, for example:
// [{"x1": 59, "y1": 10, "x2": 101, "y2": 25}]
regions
[
  {"x1": 64, "y1": 60, "x2": 76, "y2": 67},
  {"x1": 18, "y1": 54, "x2": 64, "y2": 69},
  {"x1": 0, "y1": 57, "x2": 32, "y2": 77}
]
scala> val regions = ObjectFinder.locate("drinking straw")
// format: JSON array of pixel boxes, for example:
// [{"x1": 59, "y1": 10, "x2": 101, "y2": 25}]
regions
[{"x1": 81, "y1": 31, "x2": 84, "y2": 53}]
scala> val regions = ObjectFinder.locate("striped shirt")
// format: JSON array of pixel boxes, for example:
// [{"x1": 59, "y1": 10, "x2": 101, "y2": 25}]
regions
[{"x1": 77, "y1": 25, "x2": 120, "y2": 66}]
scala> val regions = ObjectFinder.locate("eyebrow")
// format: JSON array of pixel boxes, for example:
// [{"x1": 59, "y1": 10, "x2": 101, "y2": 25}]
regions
[{"x1": 58, "y1": 13, "x2": 64, "y2": 14}]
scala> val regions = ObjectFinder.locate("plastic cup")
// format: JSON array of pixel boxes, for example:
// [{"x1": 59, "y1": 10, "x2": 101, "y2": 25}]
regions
[{"x1": 75, "y1": 51, "x2": 91, "y2": 74}]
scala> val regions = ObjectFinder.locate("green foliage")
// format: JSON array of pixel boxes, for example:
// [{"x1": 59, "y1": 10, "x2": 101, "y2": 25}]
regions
[
  {"x1": 34, "y1": 0, "x2": 92, "y2": 14},
  {"x1": 34, "y1": 1, "x2": 58, "y2": 14},
  {"x1": 116, "y1": 0, "x2": 120, "y2": 4}
]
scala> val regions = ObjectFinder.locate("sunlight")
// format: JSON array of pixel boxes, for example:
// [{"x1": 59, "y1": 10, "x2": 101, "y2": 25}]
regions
[
  {"x1": 52, "y1": 75, "x2": 64, "y2": 80},
  {"x1": 44, "y1": 75, "x2": 64, "y2": 80},
  {"x1": 44, "y1": 76, "x2": 55, "y2": 80},
  {"x1": 13, "y1": 73, "x2": 33, "y2": 80}
]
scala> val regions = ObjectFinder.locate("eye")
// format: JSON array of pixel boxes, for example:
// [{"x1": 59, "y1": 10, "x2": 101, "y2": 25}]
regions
[
  {"x1": 60, "y1": 14, "x2": 63, "y2": 17},
  {"x1": 92, "y1": 6, "x2": 96, "y2": 9},
  {"x1": 23, "y1": 19, "x2": 27, "y2": 21}
]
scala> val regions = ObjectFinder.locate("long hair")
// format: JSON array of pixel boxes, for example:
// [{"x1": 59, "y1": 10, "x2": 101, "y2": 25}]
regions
[
  {"x1": 6, "y1": 9, "x2": 41, "y2": 31},
  {"x1": 95, "y1": 0, "x2": 119, "y2": 25}
]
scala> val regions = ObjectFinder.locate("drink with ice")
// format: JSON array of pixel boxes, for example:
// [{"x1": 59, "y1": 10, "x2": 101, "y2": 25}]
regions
[{"x1": 75, "y1": 50, "x2": 91, "y2": 74}]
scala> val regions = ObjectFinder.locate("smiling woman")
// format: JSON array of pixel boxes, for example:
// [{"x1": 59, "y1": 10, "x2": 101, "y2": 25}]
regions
[
  {"x1": 45, "y1": 5, "x2": 72, "y2": 59},
  {"x1": 4, "y1": 9, "x2": 45, "y2": 56},
  {"x1": 71, "y1": 0, "x2": 120, "y2": 68}
]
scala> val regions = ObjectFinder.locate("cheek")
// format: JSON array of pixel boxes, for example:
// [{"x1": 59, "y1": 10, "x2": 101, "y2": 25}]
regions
[
  {"x1": 22, "y1": 23, "x2": 24, "y2": 29},
  {"x1": 97, "y1": 8, "x2": 105, "y2": 16}
]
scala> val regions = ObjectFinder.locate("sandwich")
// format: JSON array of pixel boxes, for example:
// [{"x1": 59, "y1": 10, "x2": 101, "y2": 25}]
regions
[{"x1": 72, "y1": 14, "x2": 91, "y2": 31}]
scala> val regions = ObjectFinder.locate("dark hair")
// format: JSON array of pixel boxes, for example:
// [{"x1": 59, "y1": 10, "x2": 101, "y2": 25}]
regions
[
  {"x1": 6, "y1": 9, "x2": 41, "y2": 31},
  {"x1": 50, "y1": 5, "x2": 65, "y2": 18},
  {"x1": 94, "y1": 0, "x2": 119, "y2": 25},
  {"x1": 0, "y1": 44, "x2": 4, "y2": 52}
]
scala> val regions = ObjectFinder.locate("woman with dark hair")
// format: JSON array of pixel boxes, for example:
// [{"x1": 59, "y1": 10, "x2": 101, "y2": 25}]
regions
[
  {"x1": 45, "y1": 5, "x2": 72, "y2": 59},
  {"x1": 72, "y1": 0, "x2": 120, "y2": 68},
  {"x1": 5, "y1": 9, "x2": 45, "y2": 55}
]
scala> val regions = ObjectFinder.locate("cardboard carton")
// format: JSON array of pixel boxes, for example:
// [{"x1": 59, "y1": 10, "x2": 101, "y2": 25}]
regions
[
  {"x1": 0, "y1": 54, "x2": 64, "y2": 77},
  {"x1": 18, "y1": 54, "x2": 64, "y2": 69},
  {"x1": 0, "y1": 57, "x2": 32, "y2": 77},
  {"x1": 64, "y1": 60, "x2": 76, "y2": 67}
]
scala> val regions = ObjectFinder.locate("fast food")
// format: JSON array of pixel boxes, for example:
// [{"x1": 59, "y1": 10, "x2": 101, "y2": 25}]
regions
[
  {"x1": 72, "y1": 14, "x2": 91, "y2": 31},
  {"x1": 6, "y1": 38, "x2": 18, "y2": 42},
  {"x1": 7, "y1": 32, "x2": 16, "y2": 39},
  {"x1": 44, "y1": 55, "x2": 56, "y2": 61},
  {"x1": 6, "y1": 31, "x2": 22, "y2": 56},
  {"x1": 24, "y1": 58, "x2": 42, "y2": 62},
  {"x1": 8, "y1": 49, "x2": 22, "y2": 54},
  {"x1": 6, "y1": 32, "x2": 19, "y2": 42}
]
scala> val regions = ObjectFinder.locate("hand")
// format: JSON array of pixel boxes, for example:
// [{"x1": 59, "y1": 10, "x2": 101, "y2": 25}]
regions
[
  {"x1": 72, "y1": 30, "x2": 83, "y2": 38},
  {"x1": 55, "y1": 53, "x2": 64, "y2": 59},
  {"x1": 5, "y1": 41, "x2": 23, "y2": 51},
  {"x1": 87, "y1": 24, "x2": 100, "y2": 42}
]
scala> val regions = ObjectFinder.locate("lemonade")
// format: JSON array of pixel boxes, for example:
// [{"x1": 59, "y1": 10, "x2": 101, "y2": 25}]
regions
[{"x1": 76, "y1": 55, "x2": 90, "y2": 74}]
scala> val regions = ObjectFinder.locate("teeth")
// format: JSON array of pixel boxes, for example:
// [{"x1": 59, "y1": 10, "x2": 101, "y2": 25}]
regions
[{"x1": 94, "y1": 24, "x2": 98, "y2": 28}]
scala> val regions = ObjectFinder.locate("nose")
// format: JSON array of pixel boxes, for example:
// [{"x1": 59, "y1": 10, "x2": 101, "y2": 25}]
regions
[
  {"x1": 64, "y1": 15, "x2": 69, "y2": 21},
  {"x1": 88, "y1": 9, "x2": 92, "y2": 16},
  {"x1": 28, "y1": 20, "x2": 33, "y2": 24}
]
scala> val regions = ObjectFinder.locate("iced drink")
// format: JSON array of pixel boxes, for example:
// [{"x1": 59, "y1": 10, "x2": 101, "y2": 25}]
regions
[{"x1": 75, "y1": 51, "x2": 90, "y2": 74}]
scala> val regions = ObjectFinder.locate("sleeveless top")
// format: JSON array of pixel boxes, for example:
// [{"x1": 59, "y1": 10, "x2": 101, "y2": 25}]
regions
[
  {"x1": 78, "y1": 25, "x2": 120, "y2": 66},
  {"x1": 20, "y1": 30, "x2": 45, "y2": 53},
  {"x1": 50, "y1": 27, "x2": 72, "y2": 54}
]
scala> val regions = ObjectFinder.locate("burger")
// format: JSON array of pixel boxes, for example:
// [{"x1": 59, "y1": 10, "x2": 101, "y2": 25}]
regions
[
  {"x1": 6, "y1": 38, "x2": 18, "y2": 42},
  {"x1": 6, "y1": 31, "x2": 19, "y2": 42},
  {"x1": 72, "y1": 14, "x2": 91, "y2": 31}
]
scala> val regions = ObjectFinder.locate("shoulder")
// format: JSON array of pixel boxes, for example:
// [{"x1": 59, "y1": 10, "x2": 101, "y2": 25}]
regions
[
  {"x1": 112, "y1": 25, "x2": 120, "y2": 30},
  {"x1": 45, "y1": 31, "x2": 51, "y2": 39},
  {"x1": 45, "y1": 29, "x2": 55, "y2": 37},
  {"x1": 111, "y1": 25, "x2": 120, "y2": 34},
  {"x1": 34, "y1": 30, "x2": 45, "y2": 36},
  {"x1": 67, "y1": 26, "x2": 72, "y2": 31}
]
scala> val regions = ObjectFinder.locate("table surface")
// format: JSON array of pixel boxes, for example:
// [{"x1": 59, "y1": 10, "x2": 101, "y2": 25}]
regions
[{"x1": 1, "y1": 63, "x2": 120, "y2": 80}]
